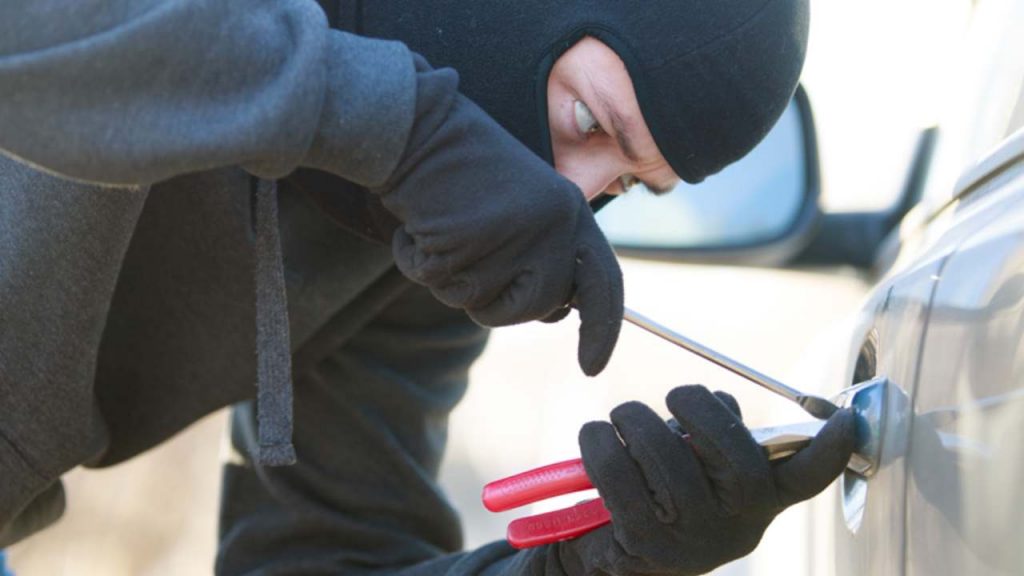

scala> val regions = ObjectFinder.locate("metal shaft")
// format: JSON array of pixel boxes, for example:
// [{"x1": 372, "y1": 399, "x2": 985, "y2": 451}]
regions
[{"x1": 623, "y1": 307, "x2": 839, "y2": 420}]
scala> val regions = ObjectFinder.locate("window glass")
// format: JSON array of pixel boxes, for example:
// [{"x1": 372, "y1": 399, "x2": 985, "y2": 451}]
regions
[{"x1": 920, "y1": 0, "x2": 1024, "y2": 206}]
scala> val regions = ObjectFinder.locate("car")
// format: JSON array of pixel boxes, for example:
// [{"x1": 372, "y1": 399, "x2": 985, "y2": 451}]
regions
[{"x1": 592, "y1": 0, "x2": 1024, "y2": 573}]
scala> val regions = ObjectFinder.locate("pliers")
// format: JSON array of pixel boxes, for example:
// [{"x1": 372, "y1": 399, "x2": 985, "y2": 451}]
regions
[{"x1": 482, "y1": 420, "x2": 825, "y2": 548}]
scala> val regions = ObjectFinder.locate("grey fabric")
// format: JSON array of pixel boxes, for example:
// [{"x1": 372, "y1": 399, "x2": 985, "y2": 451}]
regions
[
  {"x1": 91, "y1": 175, "x2": 397, "y2": 467},
  {"x1": 1, "y1": 165, "x2": 401, "y2": 535},
  {"x1": 0, "y1": 0, "x2": 415, "y2": 187},
  {"x1": 217, "y1": 284, "x2": 489, "y2": 574},
  {"x1": 91, "y1": 170, "x2": 260, "y2": 466},
  {"x1": 253, "y1": 179, "x2": 296, "y2": 466},
  {"x1": 0, "y1": 155, "x2": 147, "y2": 544},
  {"x1": 302, "y1": 33, "x2": 417, "y2": 187},
  {"x1": 0, "y1": 0, "x2": 421, "y2": 473}
]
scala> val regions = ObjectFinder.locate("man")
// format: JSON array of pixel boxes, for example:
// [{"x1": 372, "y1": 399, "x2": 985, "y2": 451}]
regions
[{"x1": 0, "y1": 0, "x2": 855, "y2": 574}]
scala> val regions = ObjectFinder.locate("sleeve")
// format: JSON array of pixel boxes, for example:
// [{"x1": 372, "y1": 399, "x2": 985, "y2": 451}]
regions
[
  {"x1": 0, "y1": 156, "x2": 148, "y2": 546},
  {"x1": 216, "y1": 285, "x2": 573, "y2": 576},
  {"x1": 0, "y1": 0, "x2": 416, "y2": 187}
]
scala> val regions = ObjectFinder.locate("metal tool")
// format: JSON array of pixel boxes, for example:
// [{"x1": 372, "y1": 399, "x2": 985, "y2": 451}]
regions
[
  {"x1": 623, "y1": 307, "x2": 840, "y2": 420},
  {"x1": 483, "y1": 420, "x2": 826, "y2": 548}
]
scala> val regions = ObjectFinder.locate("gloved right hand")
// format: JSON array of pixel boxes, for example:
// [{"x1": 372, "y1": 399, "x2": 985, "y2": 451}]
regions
[
  {"x1": 371, "y1": 57, "x2": 623, "y2": 376},
  {"x1": 560, "y1": 385, "x2": 856, "y2": 575}
]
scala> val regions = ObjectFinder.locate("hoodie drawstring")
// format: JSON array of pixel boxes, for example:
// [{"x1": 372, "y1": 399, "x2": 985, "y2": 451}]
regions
[{"x1": 252, "y1": 178, "x2": 296, "y2": 466}]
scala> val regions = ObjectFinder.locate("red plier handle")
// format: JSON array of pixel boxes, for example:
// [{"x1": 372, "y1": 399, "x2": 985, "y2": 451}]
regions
[{"x1": 482, "y1": 458, "x2": 607, "y2": 549}]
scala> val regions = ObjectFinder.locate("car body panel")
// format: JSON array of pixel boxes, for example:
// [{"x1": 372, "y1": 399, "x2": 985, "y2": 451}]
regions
[
  {"x1": 906, "y1": 150, "x2": 1024, "y2": 575},
  {"x1": 822, "y1": 130, "x2": 1024, "y2": 575}
]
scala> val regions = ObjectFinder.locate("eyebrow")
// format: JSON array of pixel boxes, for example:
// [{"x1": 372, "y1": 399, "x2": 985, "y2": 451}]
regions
[
  {"x1": 591, "y1": 86, "x2": 678, "y2": 195},
  {"x1": 592, "y1": 86, "x2": 640, "y2": 162}
]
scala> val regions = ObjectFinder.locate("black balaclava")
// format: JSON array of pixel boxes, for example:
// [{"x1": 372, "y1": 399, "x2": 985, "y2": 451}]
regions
[{"x1": 332, "y1": 0, "x2": 809, "y2": 186}]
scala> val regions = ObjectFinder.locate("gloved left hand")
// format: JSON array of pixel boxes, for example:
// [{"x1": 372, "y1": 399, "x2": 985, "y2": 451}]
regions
[{"x1": 559, "y1": 385, "x2": 856, "y2": 576}]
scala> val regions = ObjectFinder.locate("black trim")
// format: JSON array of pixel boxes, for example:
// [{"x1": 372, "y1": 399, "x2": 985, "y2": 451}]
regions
[{"x1": 589, "y1": 193, "x2": 617, "y2": 213}]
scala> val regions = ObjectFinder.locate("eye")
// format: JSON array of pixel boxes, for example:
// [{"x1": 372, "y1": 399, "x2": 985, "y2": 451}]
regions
[{"x1": 574, "y1": 100, "x2": 603, "y2": 136}]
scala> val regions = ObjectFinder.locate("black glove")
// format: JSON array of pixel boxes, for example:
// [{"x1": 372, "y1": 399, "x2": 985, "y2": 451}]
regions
[
  {"x1": 562, "y1": 385, "x2": 856, "y2": 575},
  {"x1": 371, "y1": 57, "x2": 623, "y2": 376}
]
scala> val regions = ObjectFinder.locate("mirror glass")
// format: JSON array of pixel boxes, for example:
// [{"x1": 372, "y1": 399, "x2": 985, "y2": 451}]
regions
[{"x1": 597, "y1": 98, "x2": 807, "y2": 250}]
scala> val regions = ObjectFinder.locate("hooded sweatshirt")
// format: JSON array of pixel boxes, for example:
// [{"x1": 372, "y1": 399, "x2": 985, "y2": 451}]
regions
[
  {"x1": 0, "y1": 2, "x2": 585, "y2": 574},
  {"x1": 1, "y1": 0, "x2": 420, "y2": 537}
]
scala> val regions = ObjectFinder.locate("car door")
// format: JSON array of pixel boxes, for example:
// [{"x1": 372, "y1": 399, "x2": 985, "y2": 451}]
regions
[
  {"x1": 905, "y1": 129, "x2": 1024, "y2": 575},
  {"x1": 818, "y1": 130, "x2": 1024, "y2": 576},
  {"x1": 817, "y1": 199, "x2": 947, "y2": 576},
  {"x1": 817, "y1": 0, "x2": 1024, "y2": 572}
]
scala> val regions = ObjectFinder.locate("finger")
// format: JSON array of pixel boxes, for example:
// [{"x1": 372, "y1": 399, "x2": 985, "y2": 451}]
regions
[
  {"x1": 772, "y1": 407, "x2": 856, "y2": 508},
  {"x1": 392, "y1": 229, "x2": 450, "y2": 287},
  {"x1": 713, "y1": 391, "x2": 742, "y2": 421},
  {"x1": 463, "y1": 247, "x2": 575, "y2": 326},
  {"x1": 426, "y1": 249, "x2": 522, "y2": 315},
  {"x1": 666, "y1": 391, "x2": 742, "y2": 435},
  {"x1": 609, "y1": 401, "x2": 714, "y2": 522},
  {"x1": 666, "y1": 385, "x2": 773, "y2": 515},
  {"x1": 540, "y1": 305, "x2": 571, "y2": 323},
  {"x1": 464, "y1": 266, "x2": 569, "y2": 325},
  {"x1": 573, "y1": 231, "x2": 624, "y2": 376},
  {"x1": 579, "y1": 421, "x2": 659, "y2": 528},
  {"x1": 394, "y1": 228, "x2": 560, "y2": 320}
]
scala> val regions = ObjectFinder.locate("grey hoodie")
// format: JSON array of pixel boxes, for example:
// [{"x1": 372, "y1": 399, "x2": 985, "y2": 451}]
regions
[
  {"x1": 0, "y1": 0, "x2": 416, "y2": 188},
  {"x1": 0, "y1": 1, "x2": 576, "y2": 573},
  {"x1": 1, "y1": 0, "x2": 415, "y2": 535}
]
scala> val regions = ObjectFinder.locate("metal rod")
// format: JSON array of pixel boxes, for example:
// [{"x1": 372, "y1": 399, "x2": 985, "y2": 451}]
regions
[{"x1": 623, "y1": 307, "x2": 839, "y2": 420}]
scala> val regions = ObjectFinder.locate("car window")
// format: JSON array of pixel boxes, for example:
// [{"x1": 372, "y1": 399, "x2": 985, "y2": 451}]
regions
[{"x1": 919, "y1": 0, "x2": 1024, "y2": 208}]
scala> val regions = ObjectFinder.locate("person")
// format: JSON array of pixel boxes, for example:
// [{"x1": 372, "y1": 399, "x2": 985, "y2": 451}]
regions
[{"x1": 0, "y1": 0, "x2": 856, "y2": 574}]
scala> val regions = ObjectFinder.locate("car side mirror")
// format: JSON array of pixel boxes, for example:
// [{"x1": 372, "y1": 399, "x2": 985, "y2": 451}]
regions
[{"x1": 597, "y1": 84, "x2": 821, "y2": 267}]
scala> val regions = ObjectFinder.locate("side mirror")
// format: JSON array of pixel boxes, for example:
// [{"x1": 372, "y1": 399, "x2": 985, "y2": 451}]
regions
[
  {"x1": 597, "y1": 85, "x2": 821, "y2": 267},
  {"x1": 791, "y1": 126, "x2": 937, "y2": 270}
]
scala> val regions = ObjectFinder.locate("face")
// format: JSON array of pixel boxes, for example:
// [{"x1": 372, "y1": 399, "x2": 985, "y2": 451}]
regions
[{"x1": 547, "y1": 37, "x2": 680, "y2": 201}]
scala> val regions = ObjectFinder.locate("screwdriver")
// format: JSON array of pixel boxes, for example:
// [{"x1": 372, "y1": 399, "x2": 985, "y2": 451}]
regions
[{"x1": 623, "y1": 307, "x2": 839, "y2": 420}]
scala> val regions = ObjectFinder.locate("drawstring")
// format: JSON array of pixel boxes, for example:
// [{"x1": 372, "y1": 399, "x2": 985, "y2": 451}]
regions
[{"x1": 252, "y1": 178, "x2": 296, "y2": 466}]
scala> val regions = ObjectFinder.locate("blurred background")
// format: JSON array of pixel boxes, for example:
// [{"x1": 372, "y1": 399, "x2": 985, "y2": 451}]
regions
[{"x1": 7, "y1": 0, "x2": 989, "y2": 574}]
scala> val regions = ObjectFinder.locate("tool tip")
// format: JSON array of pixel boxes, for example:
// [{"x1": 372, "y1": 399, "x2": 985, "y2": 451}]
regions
[{"x1": 799, "y1": 395, "x2": 840, "y2": 420}]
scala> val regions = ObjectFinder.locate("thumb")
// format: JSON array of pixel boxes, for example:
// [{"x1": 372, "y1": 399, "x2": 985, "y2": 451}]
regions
[
  {"x1": 573, "y1": 240, "x2": 623, "y2": 376},
  {"x1": 772, "y1": 408, "x2": 857, "y2": 508}
]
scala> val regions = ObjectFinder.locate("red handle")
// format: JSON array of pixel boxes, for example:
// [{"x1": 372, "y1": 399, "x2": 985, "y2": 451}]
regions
[
  {"x1": 482, "y1": 458, "x2": 592, "y2": 512},
  {"x1": 506, "y1": 498, "x2": 611, "y2": 548},
  {"x1": 483, "y1": 458, "x2": 611, "y2": 548}
]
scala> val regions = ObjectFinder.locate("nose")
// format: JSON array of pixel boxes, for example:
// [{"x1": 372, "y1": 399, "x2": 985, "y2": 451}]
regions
[{"x1": 602, "y1": 178, "x2": 626, "y2": 197}]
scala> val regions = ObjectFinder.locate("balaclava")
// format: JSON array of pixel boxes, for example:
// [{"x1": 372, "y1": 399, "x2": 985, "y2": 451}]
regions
[{"x1": 331, "y1": 0, "x2": 809, "y2": 185}]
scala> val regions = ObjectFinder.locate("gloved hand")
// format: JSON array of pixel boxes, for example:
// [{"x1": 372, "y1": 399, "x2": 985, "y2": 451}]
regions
[
  {"x1": 371, "y1": 57, "x2": 623, "y2": 376},
  {"x1": 562, "y1": 385, "x2": 856, "y2": 575}
]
